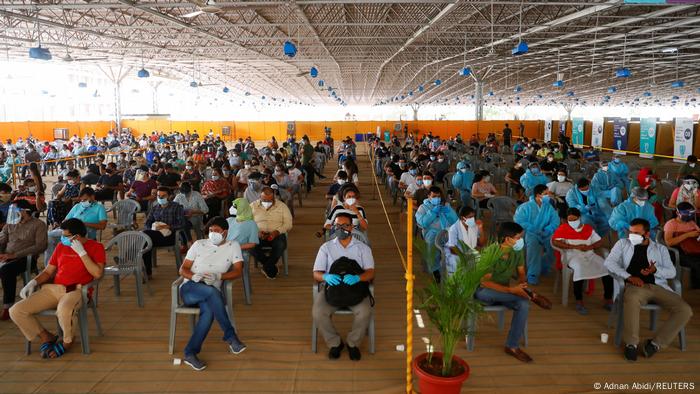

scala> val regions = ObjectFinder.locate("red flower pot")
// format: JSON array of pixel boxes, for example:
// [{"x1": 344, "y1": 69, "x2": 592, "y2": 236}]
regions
[{"x1": 413, "y1": 352, "x2": 470, "y2": 394}]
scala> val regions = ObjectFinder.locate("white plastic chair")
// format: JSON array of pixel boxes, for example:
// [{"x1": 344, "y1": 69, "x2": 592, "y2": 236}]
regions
[
  {"x1": 106, "y1": 198, "x2": 140, "y2": 232},
  {"x1": 311, "y1": 283, "x2": 375, "y2": 354},
  {"x1": 609, "y1": 240, "x2": 686, "y2": 351},
  {"x1": 168, "y1": 276, "x2": 237, "y2": 354},
  {"x1": 25, "y1": 279, "x2": 103, "y2": 355},
  {"x1": 103, "y1": 231, "x2": 153, "y2": 308}
]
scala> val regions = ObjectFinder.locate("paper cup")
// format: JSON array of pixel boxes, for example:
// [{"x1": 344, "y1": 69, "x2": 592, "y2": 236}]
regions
[
  {"x1": 396, "y1": 344, "x2": 405, "y2": 352},
  {"x1": 600, "y1": 333, "x2": 609, "y2": 344},
  {"x1": 173, "y1": 358, "x2": 182, "y2": 365}
]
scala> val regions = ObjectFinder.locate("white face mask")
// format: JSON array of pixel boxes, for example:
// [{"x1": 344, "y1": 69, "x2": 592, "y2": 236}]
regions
[
  {"x1": 337, "y1": 179, "x2": 346, "y2": 185},
  {"x1": 464, "y1": 217, "x2": 476, "y2": 227},
  {"x1": 690, "y1": 163, "x2": 696, "y2": 168},
  {"x1": 211, "y1": 176, "x2": 220, "y2": 181},
  {"x1": 557, "y1": 175, "x2": 566, "y2": 182},
  {"x1": 628, "y1": 233, "x2": 644, "y2": 246},
  {"x1": 209, "y1": 231, "x2": 224, "y2": 245},
  {"x1": 261, "y1": 201, "x2": 272, "y2": 209},
  {"x1": 635, "y1": 199, "x2": 646, "y2": 207},
  {"x1": 345, "y1": 197, "x2": 357, "y2": 206},
  {"x1": 423, "y1": 180, "x2": 432, "y2": 187},
  {"x1": 568, "y1": 220, "x2": 581, "y2": 230},
  {"x1": 683, "y1": 183, "x2": 695, "y2": 191},
  {"x1": 601, "y1": 166, "x2": 608, "y2": 172},
  {"x1": 229, "y1": 206, "x2": 237, "y2": 216}
]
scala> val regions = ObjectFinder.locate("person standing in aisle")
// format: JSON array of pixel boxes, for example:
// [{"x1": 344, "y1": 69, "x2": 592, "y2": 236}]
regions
[{"x1": 502, "y1": 124, "x2": 512, "y2": 147}]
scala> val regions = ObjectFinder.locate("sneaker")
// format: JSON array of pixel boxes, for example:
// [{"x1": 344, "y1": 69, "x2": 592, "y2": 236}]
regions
[
  {"x1": 641, "y1": 339, "x2": 659, "y2": 358},
  {"x1": 183, "y1": 354, "x2": 207, "y2": 371},
  {"x1": 575, "y1": 303, "x2": 588, "y2": 315},
  {"x1": 328, "y1": 342, "x2": 344, "y2": 360},
  {"x1": 603, "y1": 301, "x2": 614, "y2": 312},
  {"x1": 348, "y1": 346, "x2": 361, "y2": 361},
  {"x1": 227, "y1": 338, "x2": 247, "y2": 355},
  {"x1": 624, "y1": 345, "x2": 638, "y2": 362},
  {"x1": 260, "y1": 267, "x2": 276, "y2": 280}
]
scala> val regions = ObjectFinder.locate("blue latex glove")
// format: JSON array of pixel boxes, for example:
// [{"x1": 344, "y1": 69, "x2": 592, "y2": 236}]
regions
[
  {"x1": 343, "y1": 274, "x2": 361, "y2": 286},
  {"x1": 323, "y1": 273, "x2": 342, "y2": 286},
  {"x1": 431, "y1": 205, "x2": 441, "y2": 214}
]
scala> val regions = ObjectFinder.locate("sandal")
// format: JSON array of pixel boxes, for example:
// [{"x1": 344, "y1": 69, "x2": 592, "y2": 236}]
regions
[
  {"x1": 46, "y1": 341, "x2": 66, "y2": 359},
  {"x1": 39, "y1": 335, "x2": 59, "y2": 359}
]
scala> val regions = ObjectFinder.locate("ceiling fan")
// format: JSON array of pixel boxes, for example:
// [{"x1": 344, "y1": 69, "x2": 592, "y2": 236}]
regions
[
  {"x1": 60, "y1": 50, "x2": 107, "y2": 63},
  {"x1": 181, "y1": 0, "x2": 223, "y2": 18},
  {"x1": 181, "y1": 0, "x2": 278, "y2": 18}
]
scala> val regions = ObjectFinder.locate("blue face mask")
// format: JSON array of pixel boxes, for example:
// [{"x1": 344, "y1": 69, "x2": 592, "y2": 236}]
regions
[
  {"x1": 60, "y1": 235, "x2": 73, "y2": 246},
  {"x1": 512, "y1": 238, "x2": 525, "y2": 251},
  {"x1": 430, "y1": 197, "x2": 441, "y2": 206},
  {"x1": 409, "y1": 169, "x2": 417, "y2": 175},
  {"x1": 613, "y1": 158, "x2": 620, "y2": 164},
  {"x1": 580, "y1": 189, "x2": 589, "y2": 196},
  {"x1": 531, "y1": 168, "x2": 540, "y2": 175},
  {"x1": 80, "y1": 201, "x2": 92, "y2": 208},
  {"x1": 541, "y1": 195, "x2": 551, "y2": 204},
  {"x1": 157, "y1": 197, "x2": 168, "y2": 206}
]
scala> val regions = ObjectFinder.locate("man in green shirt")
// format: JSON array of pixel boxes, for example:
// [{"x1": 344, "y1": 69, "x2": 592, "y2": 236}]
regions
[
  {"x1": 474, "y1": 221, "x2": 533, "y2": 363},
  {"x1": 676, "y1": 155, "x2": 700, "y2": 182}
]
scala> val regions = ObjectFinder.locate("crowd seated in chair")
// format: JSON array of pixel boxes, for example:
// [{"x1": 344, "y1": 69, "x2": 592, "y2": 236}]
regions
[
  {"x1": 0, "y1": 199, "x2": 48, "y2": 319},
  {"x1": 663, "y1": 202, "x2": 700, "y2": 289},
  {"x1": 251, "y1": 187, "x2": 292, "y2": 279},
  {"x1": 552, "y1": 208, "x2": 614, "y2": 314},
  {"x1": 10, "y1": 218, "x2": 104, "y2": 359},
  {"x1": 141, "y1": 186, "x2": 185, "y2": 279},
  {"x1": 45, "y1": 187, "x2": 107, "y2": 266},
  {"x1": 312, "y1": 213, "x2": 375, "y2": 361},
  {"x1": 473, "y1": 222, "x2": 533, "y2": 363},
  {"x1": 604, "y1": 218, "x2": 692, "y2": 362},
  {"x1": 514, "y1": 184, "x2": 559, "y2": 285},
  {"x1": 176, "y1": 216, "x2": 246, "y2": 371}
]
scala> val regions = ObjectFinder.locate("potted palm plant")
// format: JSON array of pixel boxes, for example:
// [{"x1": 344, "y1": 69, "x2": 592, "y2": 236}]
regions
[{"x1": 413, "y1": 240, "x2": 499, "y2": 394}]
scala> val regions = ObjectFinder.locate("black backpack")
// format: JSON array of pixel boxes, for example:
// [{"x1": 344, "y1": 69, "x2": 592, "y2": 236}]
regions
[{"x1": 324, "y1": 257, "x2": 373, "y2": 308}]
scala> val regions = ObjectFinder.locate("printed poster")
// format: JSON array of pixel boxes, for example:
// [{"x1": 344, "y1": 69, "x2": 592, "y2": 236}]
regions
[
  {"x1": 613, "y1": 118, "x2": 628, "y2": 155},
  {"x1": 639, "y1": 117, "x2": 657, "y2": 159},
  {"x1": 674, "y1": 117, "x2": 694, "y2": 163},
  {"x1": 591, "y1": 119, "x2": 604, "y2": 148},
  {"x1": 544, "y1": 119, "x2": 552, "y2": 142},
  {"x1": 572, "y1": 117, "x2": 584, "y2": 147}
]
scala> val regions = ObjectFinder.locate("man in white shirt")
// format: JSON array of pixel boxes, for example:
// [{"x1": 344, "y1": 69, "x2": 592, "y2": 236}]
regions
[
  {"x1": 312, "y1": 213, "x2": 375, "y2": 361},
  {"x1": 178, "y1": 217, "x2": 246, "y2": 371},
  {"x1": 604, "y1": 218, "x2": 692, "y2": 362},
  {"x1": 398, "y1": 162, "x2": 417, "y2": 192}
]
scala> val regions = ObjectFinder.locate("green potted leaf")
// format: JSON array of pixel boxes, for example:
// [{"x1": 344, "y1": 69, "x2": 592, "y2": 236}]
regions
[{"x1": 413, "y1": 241, "x2": 500, "y2": 394}]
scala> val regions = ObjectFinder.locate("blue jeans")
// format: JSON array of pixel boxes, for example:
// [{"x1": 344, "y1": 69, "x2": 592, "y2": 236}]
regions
[
  {"x1": 525, "y1": 232, "x2": 553, "y2": 284},
  {"x1": 180, "y1": 281, "x2": 238, "y2": 356},
  {"x1": 474, "y1": 287, "x2": 529, "y2": 349}
]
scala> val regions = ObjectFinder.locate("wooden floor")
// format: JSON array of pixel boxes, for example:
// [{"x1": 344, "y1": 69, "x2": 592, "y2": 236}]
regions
[{"x1": 0, "y1": 146, "x2": 697, "y2": 394}]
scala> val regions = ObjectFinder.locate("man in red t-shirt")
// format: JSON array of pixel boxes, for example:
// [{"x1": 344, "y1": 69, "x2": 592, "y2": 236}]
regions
[{"x1": 10, "y1": 218, "x2": 105, "y2": 359}]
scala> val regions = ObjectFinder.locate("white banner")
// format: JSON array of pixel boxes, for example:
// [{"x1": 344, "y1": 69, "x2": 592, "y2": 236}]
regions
[
  {"x1": 544, "y1": 119, "x2": 552, "y2": 142},
  {"x1": 674, "y1": 117, "x2": 694, "y2": 163},
  {"x1": 591, "y1": 119, "x2": 604, "y2": 148}
]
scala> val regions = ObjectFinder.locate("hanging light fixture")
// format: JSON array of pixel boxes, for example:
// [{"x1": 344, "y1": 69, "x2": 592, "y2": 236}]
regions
[
  {"x1": 512, "y1": 2, "x2": 528, "y2": 55},
  {"x1": 309, "y1": 66, "x2": 318, "y2": 78},
  {"x1": 283, "y1": 41, "x2": 297, "y2": 58},
  {"x1": 137, "y1": 50, "x2": 150, "y2": 78}
]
